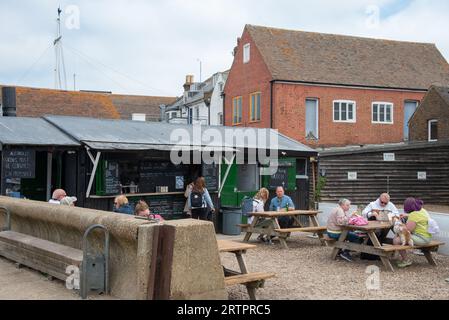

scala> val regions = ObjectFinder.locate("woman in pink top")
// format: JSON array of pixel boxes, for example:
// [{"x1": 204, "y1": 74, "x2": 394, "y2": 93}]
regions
[{"x1": 326, "y1": 199, "x2": 363, "y2": 262}]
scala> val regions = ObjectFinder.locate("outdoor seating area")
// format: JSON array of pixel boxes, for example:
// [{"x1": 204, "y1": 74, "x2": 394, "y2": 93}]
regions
[
  {"x1": 241, "y1": 210, "x2": 327, "y2": 249},
  {"x1": 217, "y1": 239, "x2": 276, "y2": 300},
  {"x1": 218, "y1": 233, "x2": 449, "y2": 300}
]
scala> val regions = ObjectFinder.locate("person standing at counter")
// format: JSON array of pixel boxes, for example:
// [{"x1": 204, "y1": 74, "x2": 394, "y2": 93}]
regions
[
  {"x1": 188, "y1": 177, "x2": 215, "y2": 221},
  {"x1": 113, "y1": 195, "x2": 134, "y2": 215},
  {"x1": 183, "y1": 180, "x2": 195, "y2": 217}
]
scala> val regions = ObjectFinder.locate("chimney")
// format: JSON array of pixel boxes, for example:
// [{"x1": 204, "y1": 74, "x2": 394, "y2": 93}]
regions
[
  {"x1": 1, "y1": 87, "x2": 17, "y2": 117},
  {"x1": 183, "y1": 75, "x2": 194, "y2": 92},
  {"x1": 159, "y1": 104, "x2": 167, "y2": 122}
]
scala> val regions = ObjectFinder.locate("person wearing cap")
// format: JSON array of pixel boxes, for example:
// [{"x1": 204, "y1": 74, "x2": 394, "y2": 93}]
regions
[
  {"x1": 49, "y1": 189, "x2": 67, "y2": 205},
  {"x1": 60, "y1": 196, "x2": 77, "y2": 206}
]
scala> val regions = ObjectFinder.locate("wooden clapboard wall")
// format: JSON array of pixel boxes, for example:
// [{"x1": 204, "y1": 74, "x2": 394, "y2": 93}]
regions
[{"x1": 319, "y1": 143, "x2": 449, "y2": 205}]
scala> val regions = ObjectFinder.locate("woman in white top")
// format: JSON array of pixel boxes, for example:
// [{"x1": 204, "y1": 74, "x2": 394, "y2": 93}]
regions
[{"x1": 249, "y1": 188, "x2": 270, "y2": 242}]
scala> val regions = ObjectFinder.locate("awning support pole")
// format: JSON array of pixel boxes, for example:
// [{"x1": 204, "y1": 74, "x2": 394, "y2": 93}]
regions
[
  {"x1": 218, "y1": 154, "x2": 236, "y2": 198},
  {"x1": 85, "y1": 148, "x2": 101, "y2": 199}
]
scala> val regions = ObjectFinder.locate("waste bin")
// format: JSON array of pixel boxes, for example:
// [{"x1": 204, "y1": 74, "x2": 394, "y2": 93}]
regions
[{"x1": 221, "y1": 207, "x2": 243, "y2": 235}]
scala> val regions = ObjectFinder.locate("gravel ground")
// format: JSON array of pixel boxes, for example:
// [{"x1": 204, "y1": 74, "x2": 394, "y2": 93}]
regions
[{"x1": 219, "y1": 234, "x2": 449, "y2": 300}]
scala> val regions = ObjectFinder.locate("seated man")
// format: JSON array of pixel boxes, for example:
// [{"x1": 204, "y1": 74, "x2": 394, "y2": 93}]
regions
[
  {"x1": 269, "y1": 186, "x2": 295, "y2": 228},
  {"x1": 361, "y1": 193, "x2": 399, "y2": 260},
  {"x1": 362, "y1": 193, "x2": 399, "y2": 220}
]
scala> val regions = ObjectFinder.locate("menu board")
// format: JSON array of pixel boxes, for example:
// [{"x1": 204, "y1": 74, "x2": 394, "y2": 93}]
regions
[
  {"x1": 2, "y1": 150, "x2": 36, "y2": 179},
  {"x1": 268, "y1": 167, "x2": 289, "y2": 190},
  {"x1": 104, "y1": 161, "x2": 121, "y2": 195},
  {"x1": 139, "y1": 161, "x2": 188, "y2": 193},
  {"x1": 267, "y1": 160, "x2": 294, "y2": 190},
  {"x1": 202, "y1": 163, "x2": 219, "y2": 192},
  {"x1": 130, "y1": 194, "x2": 186, "y2": 217}
]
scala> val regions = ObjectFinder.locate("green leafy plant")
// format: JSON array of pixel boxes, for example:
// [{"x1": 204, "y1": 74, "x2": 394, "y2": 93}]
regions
[{"x1": 314, "y1": 176, "x2": 327, "y2": 203}]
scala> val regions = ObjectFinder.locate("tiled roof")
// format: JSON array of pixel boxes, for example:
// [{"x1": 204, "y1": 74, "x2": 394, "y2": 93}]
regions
[
  {"x1": 110, "y1": 94, "x2": 177, "y2": 121},
  {"x1": 246, "y1": 25, "x2": 449, "y2": 90},
  {"x1": 0, "y1": 85, "x2": 176, "y2": 120}
]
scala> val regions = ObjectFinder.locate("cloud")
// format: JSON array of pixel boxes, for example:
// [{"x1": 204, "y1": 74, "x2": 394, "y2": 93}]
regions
[{"x1": 0, "y1": 0, "x2": 448, "y2": 96}]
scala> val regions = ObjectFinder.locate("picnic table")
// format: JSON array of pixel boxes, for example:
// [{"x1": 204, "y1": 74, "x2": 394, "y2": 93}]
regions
[
  {"x1": 217, "y1": 239, "x2": 275, "y2": 300},
  {"x1": 328, "y1": 221, "x2": 445, "y2": 272},
  {"x1": 240, "y1": 210, "x2": 327, "y2": 249}
]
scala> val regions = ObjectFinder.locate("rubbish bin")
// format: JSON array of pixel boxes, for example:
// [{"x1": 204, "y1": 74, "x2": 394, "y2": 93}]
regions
[{"x1": 221, "y1": 207, "x2": 243, "y2": 235}]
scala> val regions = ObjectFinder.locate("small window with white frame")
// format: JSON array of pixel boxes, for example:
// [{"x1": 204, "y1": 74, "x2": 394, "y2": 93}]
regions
[
  {"x1": 333, "y1": 100, "x2": 356, "y2": 122},
  {"x1": 428, "y1": 119, "x2": 438, "y2": 142},
  {"x1": 372, "y1": 102, "x2": 394, "y2": 124},
  {"x1": 243, "y1": 43, "x2": 250, "y2": 64},
  {"x1": 132, "y1": 113, "x2": 146, "y2": 122}
]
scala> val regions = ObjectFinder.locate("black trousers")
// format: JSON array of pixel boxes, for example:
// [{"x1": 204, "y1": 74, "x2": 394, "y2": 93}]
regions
[{"x1": 191, "y1": 208, "x2": 208, "y2": 221}]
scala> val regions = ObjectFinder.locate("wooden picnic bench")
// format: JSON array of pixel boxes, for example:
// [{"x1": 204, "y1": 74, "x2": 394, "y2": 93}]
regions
[
  {"x1": 328, "y1": 221, "x2": 445, "y2": 272},
  {"x1": 217, "y1": 239, "x2": 275, "y2": 300},
  {"x1": 241, "y1": 210, "x2": 326, "y2": 249}
]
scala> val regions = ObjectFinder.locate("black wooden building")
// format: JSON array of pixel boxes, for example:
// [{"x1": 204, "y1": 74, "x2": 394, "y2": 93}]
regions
[{"x1": 319, "y1": 140, "x2": 449, "y2": 206}]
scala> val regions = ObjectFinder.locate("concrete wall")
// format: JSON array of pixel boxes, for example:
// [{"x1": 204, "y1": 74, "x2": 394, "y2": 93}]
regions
[{"x1": 0, "y1": 197, "x2": 227, "y2": 300}]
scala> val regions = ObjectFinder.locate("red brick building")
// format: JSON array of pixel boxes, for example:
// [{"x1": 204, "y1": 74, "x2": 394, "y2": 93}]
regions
[
  {"x1": 409, "y1": 86, "x2": 449, "y2": 142},
  {"x1": 224, "y1": 25, "x2": 449, "y2": 148}
]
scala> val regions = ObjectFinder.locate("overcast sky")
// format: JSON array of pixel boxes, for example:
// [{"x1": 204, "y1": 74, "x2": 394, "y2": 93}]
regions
[{"x1": 1, "y1": 0, "x2": 448, "y2": 97}]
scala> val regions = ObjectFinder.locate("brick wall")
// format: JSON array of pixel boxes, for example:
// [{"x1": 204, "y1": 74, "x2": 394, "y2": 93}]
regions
[
  {"x1": 224, "y1": 28, "x2": 427, "y2": 147},
  {"x1": 224, "y1": 29, "x2": 272, "y2": 129},
  {"x1": 409, "y1": 88, "x2": 449, "y2": 141},
  {"x1": 273, "y1": 83, "x2": 425, "y2": 147}
]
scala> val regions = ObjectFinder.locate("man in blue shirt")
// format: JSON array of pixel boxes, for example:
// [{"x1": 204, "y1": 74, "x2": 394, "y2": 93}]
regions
[{"x1": 269, "y1": 186, "x2": 295, "y2": 228}]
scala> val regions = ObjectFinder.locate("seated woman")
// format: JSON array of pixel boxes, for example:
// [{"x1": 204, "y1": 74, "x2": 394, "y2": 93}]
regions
[
  {"x1": 134, "y1": 200, "x2": 164, "y2": 221},
  {"x1": 326, "y1": 199, "x2": 362, "y2": 262},
  {"x1": 113, "y1": 195, "x2": 134, "y2": 215},
  {"x1": 394, "y1": 197, "x2": 432, "y2": 268},
  {"x1": 248, "y1": 188, "x2": 270, "y2": 243}
]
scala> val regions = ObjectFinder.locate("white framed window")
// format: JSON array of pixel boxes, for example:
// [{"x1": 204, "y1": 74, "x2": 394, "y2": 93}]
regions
[
  {"x1": 333, "y1": 100, "x2": 356, "y2": 123},
  {"x1": 305, "y1": 99, "x2": 319, "y2": 140},
  {"x1": 132, "y1": 113, "x2": 146, "y2": 121},
  {"x1": 428, "y1": 120, "x2": 438, "y2": 142},
  {"x1": 218, "y1": 112, "x2": 223, "y2": 125},
  {"x1": 372, "y1": 102, "x2": 394, "y2": 124},
  {"x1": 243, "y1": 43, "x2": 251, "y2": 64}
]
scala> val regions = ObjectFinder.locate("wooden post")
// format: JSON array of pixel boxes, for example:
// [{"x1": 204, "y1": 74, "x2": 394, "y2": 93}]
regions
[{"x1": 147, "y1": 225, "x2": 176, "y2": 300}]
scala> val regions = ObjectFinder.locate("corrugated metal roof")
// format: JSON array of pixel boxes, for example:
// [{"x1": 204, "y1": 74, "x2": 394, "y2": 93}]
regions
[
  {"x1": 44, "y1": 115, "x2": 316, "y2": 154},
  {"x1": 0, "y1": 117, "x2": 80, "y2": 148}
]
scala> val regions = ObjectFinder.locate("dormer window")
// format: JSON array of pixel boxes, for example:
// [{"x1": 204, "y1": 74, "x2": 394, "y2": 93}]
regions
[{"x1": 243, "y1": 43, "x2": 250, "y2": 63}]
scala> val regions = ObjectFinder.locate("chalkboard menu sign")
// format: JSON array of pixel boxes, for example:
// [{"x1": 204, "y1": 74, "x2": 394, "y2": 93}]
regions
[
  {"x1": 2, "y1": 150, "x2": 35, "y2": 179},
  {"x1": 130, "y1": 194, "x2": 186, "y2": 217},
  {"x1": 202, "y1": 163, "x2": 219, "y2": 192},
  {"x1": 105, "y1": 161, "x2": 121, "y2": 195},
  {"x1": 267, "y1": 160, "x2": 294, "y2": 190},
  {"x1": 139, "y1": 161, "x2": 188, "y2": 193}
]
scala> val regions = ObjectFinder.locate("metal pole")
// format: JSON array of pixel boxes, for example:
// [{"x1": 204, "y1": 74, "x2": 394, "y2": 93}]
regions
[{"x1": 46, "y1": 152, "x2": 53, "y2": 201}]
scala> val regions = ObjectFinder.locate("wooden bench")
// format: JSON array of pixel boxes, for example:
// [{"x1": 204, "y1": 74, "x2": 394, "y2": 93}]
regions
[
  {"x1": 0, "y1": 231, "x2": 83, "y2": 281},
  {"x1": 237, "y1": 224, "x2": 251, "y2": 231},
  {"x1": 224, "y1": 272, "x2": 275, "y2": 300},
  {"x1": 380, "y1": 241, "x2": 445, "y2": 252},
  {"x1": 380, "y1": 241, "x2": 445, "y2": 266},
  {"x1": 274, "y1": 226, "x2": 327, "y2": 234}
]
